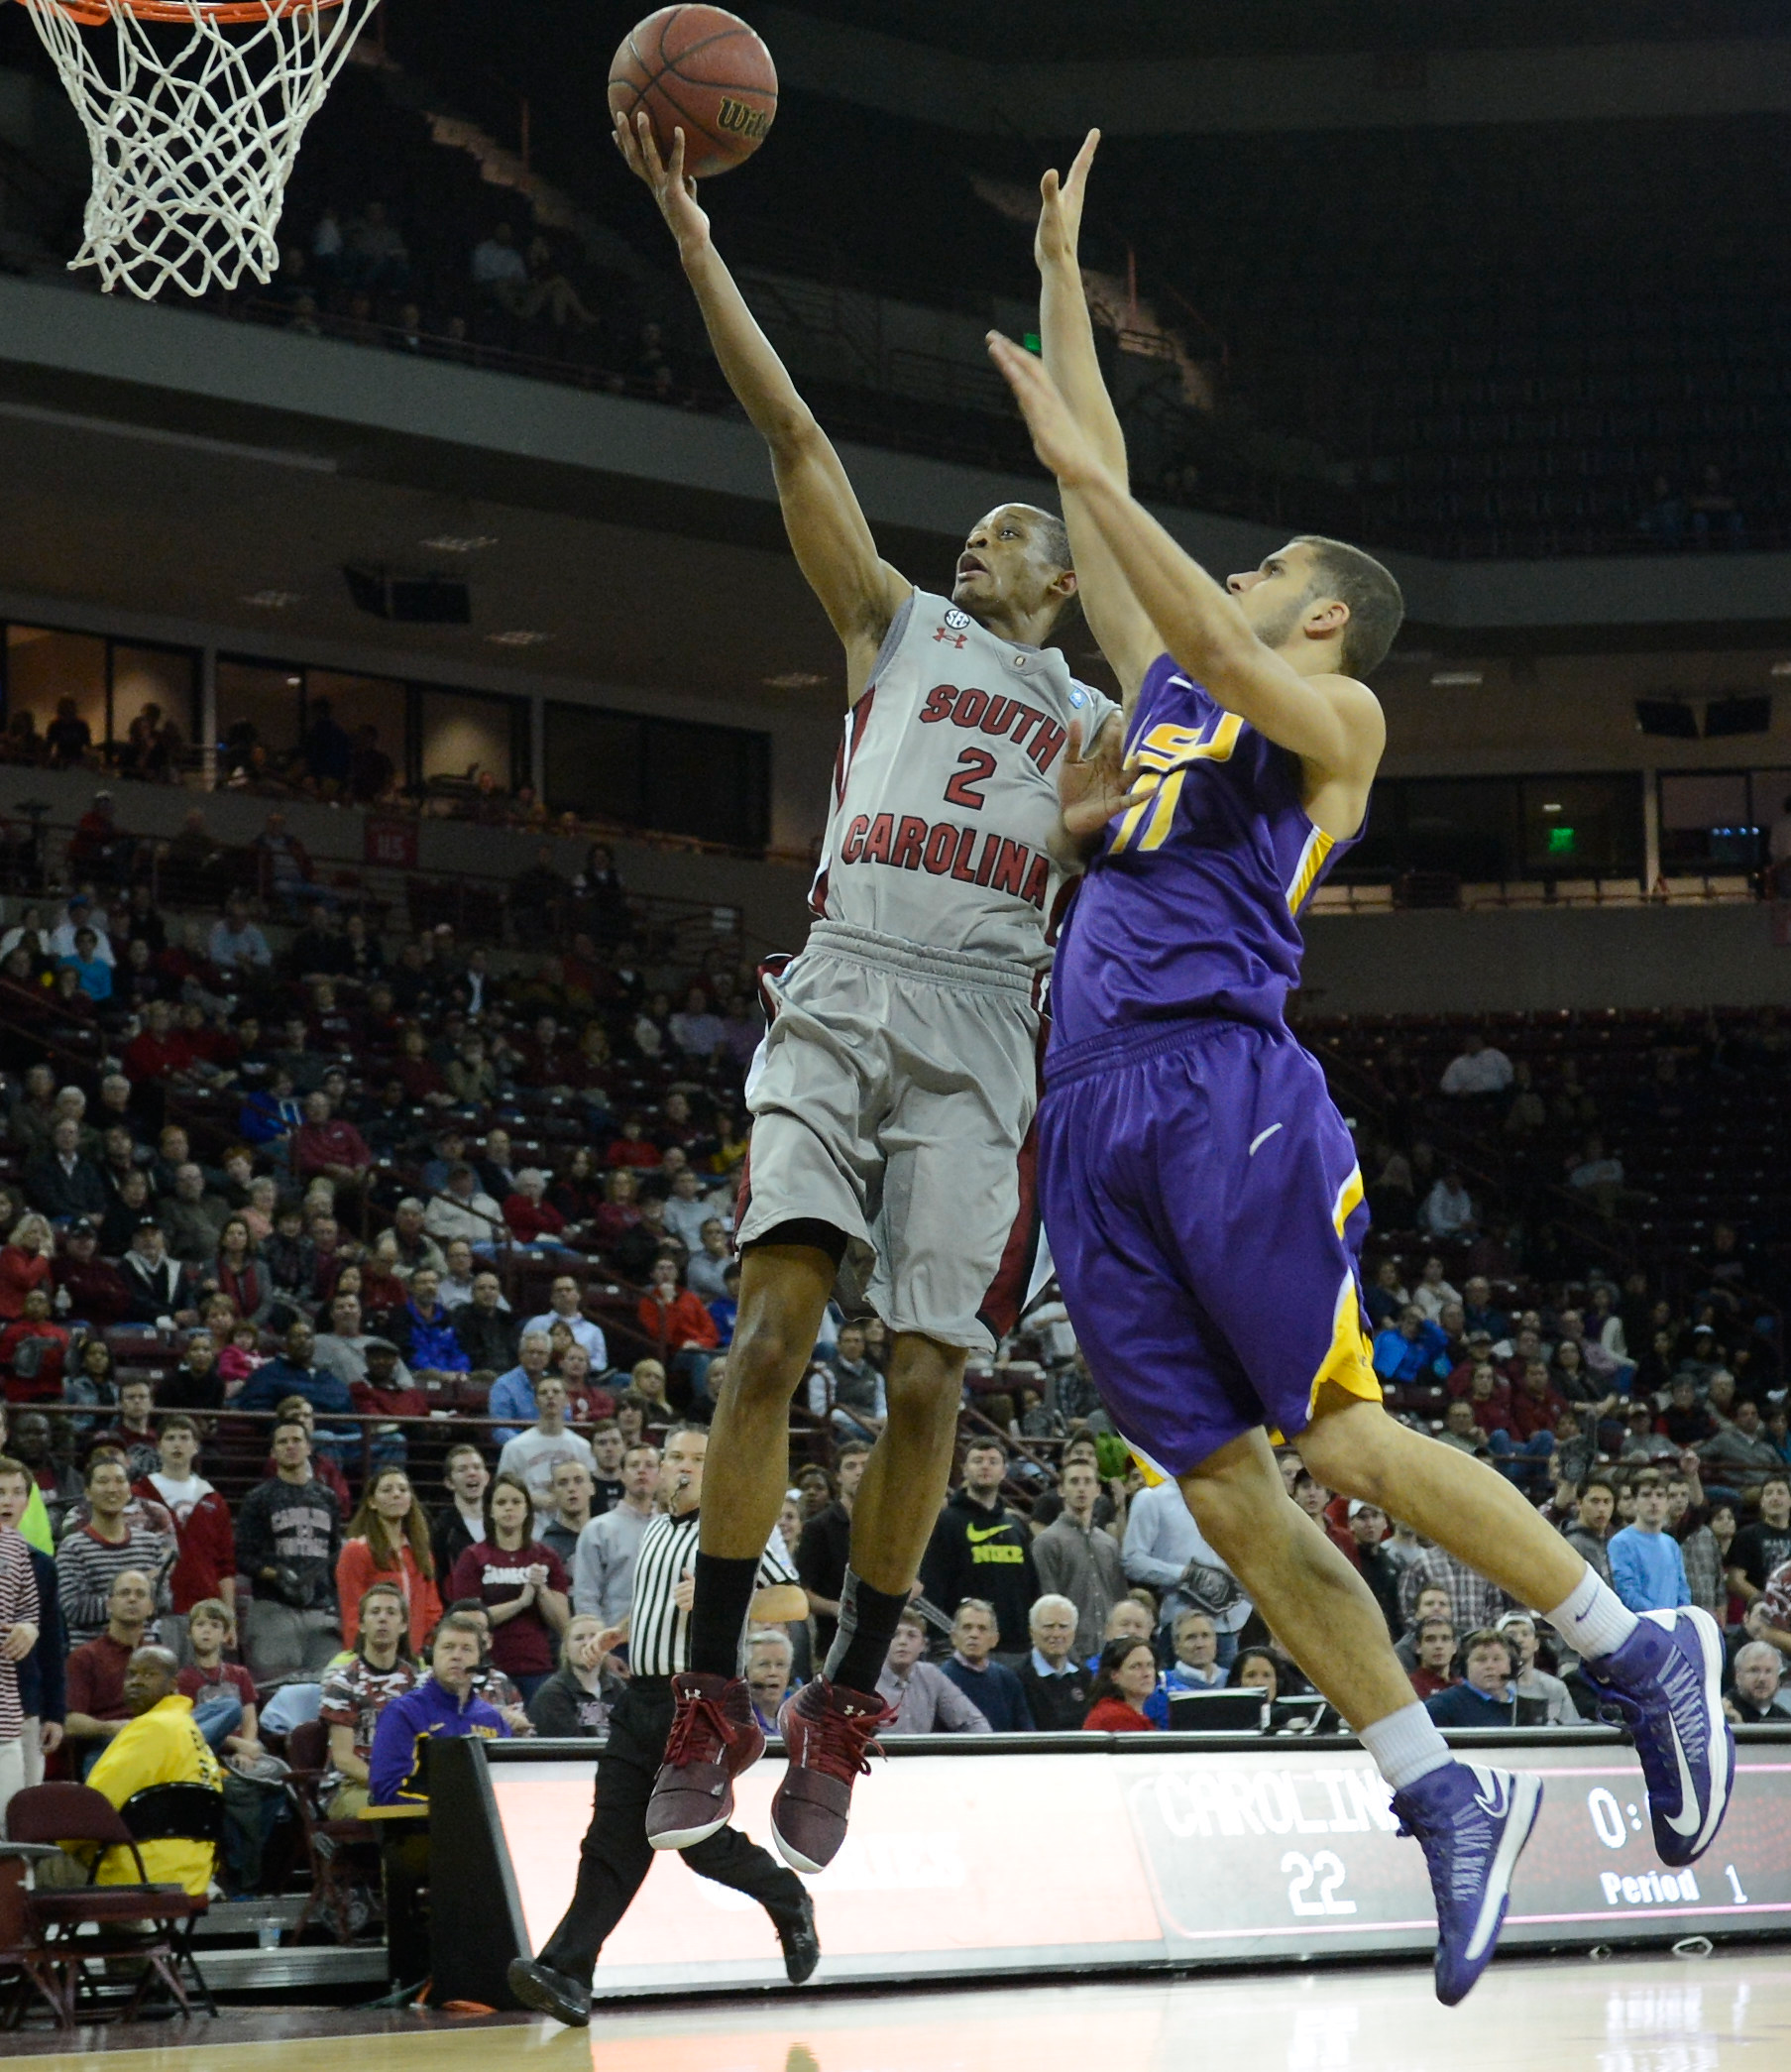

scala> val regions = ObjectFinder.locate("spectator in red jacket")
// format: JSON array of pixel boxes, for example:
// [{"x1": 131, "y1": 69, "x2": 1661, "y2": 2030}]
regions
[
  {"x1": 1463, "y1": 1363, "x2": 1515, "y2": 1439},
  {"x1": 1450, "y1": 1349, "x2": 1511, "y2": 1409},
  {"x1": 503, "y1": 1169, "x2": 576, "y2": 1254},
  {"x1": 350, "y1": 1339, "x2": 430, "y2": 1422},
  {"x1": 1510, "y1": 1359, "x2": 1566, "y2": 1441},
  {"x1": 0, "y1": 1286, "x2": 70, "y2": 1403},
  {"x1": 135, "y1": 1416, "x2": 236, "y2": 1616},
  {"x1": 294, "y1": 1092, "x2": 373, "y2": 1195},
  {"x1": 1081, "y1": 1638, "x2": 1160, "y2": 1732},
  {"x1": 121, "y1": 998, "x2": 196, "y2": 1085},
  {"x1": 55, "y1": 1218, "x2": 134, "y2": 1327},
  {"x1": 635, "y1": 1258, "x2": 720, "y2": 1410},
  {"x1": 178, "y1": 1001, "x2": 241, "y2": 1080},
  {"x1": 0, "y1": 1212, "x2": 55, "y2": 1322},
  {"x1": 1408, "y1": 1617, "x2": 1458, "y2": 1700},
  {"x1": 605, "y1": 1115, "x2": 661, "y2": 1171},
  {"x1": 589, "y1": 1169, "x2": 640, "y2": 1255}
]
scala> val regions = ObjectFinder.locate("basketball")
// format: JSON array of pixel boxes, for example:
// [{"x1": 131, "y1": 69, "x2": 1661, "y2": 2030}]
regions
[{"x1": 609, "y1": 6, "x2": 778, "y2": 179}]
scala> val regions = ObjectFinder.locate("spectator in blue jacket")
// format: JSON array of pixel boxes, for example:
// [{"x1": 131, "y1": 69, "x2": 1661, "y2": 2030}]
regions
[
  {"x1": 1608, "y1": 1472, "x2": 1692, "y2": 1613},
  {"x1": 239, "y1": 1319, "x2": 354, "y2": 1416},
  {"x1": 369, "y1": 1610, "x2": 507, "y2": 1802},
  {"x1": 938, "y1": 1600, "x2": 1034, "y2": 1732},
  {"x1": 239, "y1": 1318, "x2": 357, "y2": 1466},
  {"x1": 59, "y1": 927, "x2": 112, "y2": 1003},
  {"x1": 1423, "y1": 1629, "x2": 1525, "y2": 1728},
  {"x1": 488, "y1": 1329, "x2": 553, "y2": 1446},
  {"x1": 390, "y1": 1267, "x2": 472, "y2": 1388},
  {"x1": 1372, "y1": 1306, "x2": 1449, "y2": 1387},
  {"x1": 238, "y1": 1069, "x2": 303, "y2": 1147}
]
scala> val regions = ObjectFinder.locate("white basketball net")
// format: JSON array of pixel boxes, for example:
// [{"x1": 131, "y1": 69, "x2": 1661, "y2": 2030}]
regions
[{"x1": 20, "y1": 0, "x2": 384, "y2": 299}]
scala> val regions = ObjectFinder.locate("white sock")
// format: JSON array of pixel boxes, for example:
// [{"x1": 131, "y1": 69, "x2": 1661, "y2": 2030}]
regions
[
  {"x1": 1546, "y1": 1565, "x2": 1637, "y2": 1662},
  {"x1": 1360, "y1": 1701, "x2": 1452, "y2": 1792}
]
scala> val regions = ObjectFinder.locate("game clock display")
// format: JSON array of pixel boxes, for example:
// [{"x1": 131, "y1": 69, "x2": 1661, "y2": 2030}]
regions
[{"x1": 1126, "y1": 1738, "x2": 1791, "y2": 1959}]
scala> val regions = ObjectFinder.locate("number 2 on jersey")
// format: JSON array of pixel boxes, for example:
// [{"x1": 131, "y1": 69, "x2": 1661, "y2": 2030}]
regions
[{"x1": 944, "y1": 748, "x2": 997, "y2": 810}]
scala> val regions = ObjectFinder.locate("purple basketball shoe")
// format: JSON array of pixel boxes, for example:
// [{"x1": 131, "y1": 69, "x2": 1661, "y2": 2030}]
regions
[
  {"x1": 1583, "y1": 1606, "x2": 1733, "y2": 1868},
  {"x1": 1392, "y1": 1761, "x2": 1543, "y2": 2006}
]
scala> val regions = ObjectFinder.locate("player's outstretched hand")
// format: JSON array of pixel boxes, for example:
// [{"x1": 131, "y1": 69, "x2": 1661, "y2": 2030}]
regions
[
  {"x1": 987, "y1": 330, "x2": 1104, "y2": 489},
  {"x1": 1060, "y1": 716, "x2": 1153, "y2": 846},
  {"x1": 1036, "y1": 127, "x2": 1099, "y2": 274},
  {"x1": 614, "y1": 108, "x2": 711, "y2": 252}
]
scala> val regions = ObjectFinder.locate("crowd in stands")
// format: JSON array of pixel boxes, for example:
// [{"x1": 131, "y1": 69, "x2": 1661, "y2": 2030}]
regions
[
  {"x1": 0, "y1": 782, "x2": 1785, "y2": 1917},
  {"x1": 0, "y1": 716, "x2": 707, "y2": 900}
]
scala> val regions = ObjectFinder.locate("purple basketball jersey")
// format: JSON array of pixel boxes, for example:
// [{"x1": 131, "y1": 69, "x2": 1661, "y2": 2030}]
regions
[
  {"x1": 1050, "y1": 653, "x2": 1358, "y2": 1047},
  {"x1": 1038, "y1": 652, "x2": 1379, "y2": 1473}
]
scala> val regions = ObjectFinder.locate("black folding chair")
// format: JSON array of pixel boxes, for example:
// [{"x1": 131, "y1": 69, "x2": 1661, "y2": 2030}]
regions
[{"x1": 118, "y1": 1784, "x2": 224, "y2": 2016}]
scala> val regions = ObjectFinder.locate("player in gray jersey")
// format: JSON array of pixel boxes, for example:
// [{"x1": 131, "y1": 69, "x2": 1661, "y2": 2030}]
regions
[{"x1": 615, "y1": 113, "x2": 1132, "y2": 1877}]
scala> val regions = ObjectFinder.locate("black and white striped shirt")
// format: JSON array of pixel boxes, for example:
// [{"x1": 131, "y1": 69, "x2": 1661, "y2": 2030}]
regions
[{"x1": 628, "y1": 1507, "x2": 798, "y2": 1679}]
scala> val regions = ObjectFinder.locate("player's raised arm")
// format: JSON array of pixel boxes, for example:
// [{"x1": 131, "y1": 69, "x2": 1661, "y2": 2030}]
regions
[
  {"x1": 1034, "y1": 130, "x2": 1158, "y2": 701},
  {"x1": 616, "y1": 112, "x2": 909, "y2": 695},
  {"x1": 987, "y1": 331, "x2": 1384, "y2": 788}
]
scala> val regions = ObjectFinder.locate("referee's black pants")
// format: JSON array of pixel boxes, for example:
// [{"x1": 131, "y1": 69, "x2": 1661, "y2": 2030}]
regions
[{"x1": 538, "y1": 1677, "x2": 806, "y2": 1983}]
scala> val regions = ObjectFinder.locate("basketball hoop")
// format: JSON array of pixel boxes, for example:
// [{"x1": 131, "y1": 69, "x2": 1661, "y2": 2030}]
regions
[{"x1": 16, "y1": 0, "x2": 383, "y2": 299}]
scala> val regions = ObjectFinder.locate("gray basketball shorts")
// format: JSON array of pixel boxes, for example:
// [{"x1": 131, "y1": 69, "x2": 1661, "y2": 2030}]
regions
[{"x1": 738, "y1": 919, "x2": 1041, "y2": 1353}]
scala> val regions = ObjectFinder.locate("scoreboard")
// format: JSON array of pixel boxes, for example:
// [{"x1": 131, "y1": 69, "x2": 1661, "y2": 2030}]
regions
[{"x1": 430, "y1": 1729, "x2": 1791, "y2": 2004}]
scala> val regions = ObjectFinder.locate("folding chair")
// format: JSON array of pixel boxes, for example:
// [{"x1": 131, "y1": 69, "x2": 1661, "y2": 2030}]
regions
[
  {"x1": 5, "y1": 1784, "x2": 207, "y2": 2020},
  {"x1": 119, "y1": 1783, "x2": 224, "y2": 2014},
  {"x1": 284, "y1": 1719, "x2": 382, "y2": 1944},
  {"x1": 0, "y1": 1848, "x2": 77, "y2": 2029}
]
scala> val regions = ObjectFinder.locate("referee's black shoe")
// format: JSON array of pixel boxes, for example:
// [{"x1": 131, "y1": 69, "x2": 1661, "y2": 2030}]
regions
[
  {"x1": 774, "y1": 1890, "x2": 821, "y2": 1985},
  {"x1": 507, "y1": 1957, "x2": 591, "y2": 2027}
]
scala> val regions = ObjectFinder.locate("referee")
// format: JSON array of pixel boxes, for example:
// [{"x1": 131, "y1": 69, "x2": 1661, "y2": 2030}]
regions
[{"x1": 508, "y1": 1422, "x2": 819, "y2": 2025}]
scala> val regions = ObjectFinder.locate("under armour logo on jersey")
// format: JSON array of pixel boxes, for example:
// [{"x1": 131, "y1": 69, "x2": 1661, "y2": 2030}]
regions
[
  {"x1": 934, "y1": 628, "x2": 968, "y2": 648},
  {"x1": 944, "y1": 607, "x2": 970, "y2": 629}
]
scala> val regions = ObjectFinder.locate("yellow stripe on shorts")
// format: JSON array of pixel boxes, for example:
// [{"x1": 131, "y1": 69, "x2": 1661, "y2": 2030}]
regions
[
  {"x1": 1124, "y1": 1436, "x2": 1175, "y2": 1488},
  {"x1": 1305, "y1": 1267, "x2": 1383, "y2": 1420},
  {"x1": 1331, "y1": 1165, "x2": 1365, "y2": 1237}
]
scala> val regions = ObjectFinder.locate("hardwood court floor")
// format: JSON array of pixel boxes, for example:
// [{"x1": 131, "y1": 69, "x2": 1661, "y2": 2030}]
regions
[{"x1": 13, "y1": 1951, "x2": 1791, "y2": 2071}]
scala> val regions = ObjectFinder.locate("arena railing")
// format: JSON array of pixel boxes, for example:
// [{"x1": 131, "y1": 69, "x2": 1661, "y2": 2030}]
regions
[
  {"x1": 61, "y1": 1401, "x2": 835, "y2": 1508},
  {"x1": 6, "y1": 810, "x2": 745, "y2": 964}
]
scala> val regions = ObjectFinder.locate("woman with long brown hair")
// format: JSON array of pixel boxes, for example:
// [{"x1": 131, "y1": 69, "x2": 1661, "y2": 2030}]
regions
[
  {"x1": 336, "y1": 1465, "x2": 441, "y2": 1656},
  {"x1": 213, "y1": 1214, "x2": 272, "y2": 1324}
]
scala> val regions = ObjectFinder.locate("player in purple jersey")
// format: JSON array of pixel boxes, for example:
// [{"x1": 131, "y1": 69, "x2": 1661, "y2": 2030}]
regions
[{"x1": 985, "y1": 132, "x2": 1733, "y2": 2007}]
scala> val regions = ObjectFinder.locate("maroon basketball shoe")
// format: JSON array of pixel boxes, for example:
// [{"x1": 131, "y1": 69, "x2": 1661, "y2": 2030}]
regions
[
  {"x1": 769, "y1": 1679, "x2": 895, "y2": 1874},
  {"x1": 645, "y1": 1671, "x2": 766, "y2": 1851}
]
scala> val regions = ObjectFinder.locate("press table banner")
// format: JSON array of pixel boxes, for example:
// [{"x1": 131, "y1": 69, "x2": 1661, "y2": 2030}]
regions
[{"x1": 482, "y1": 1737, "x2": 1791, "y2": 1996}]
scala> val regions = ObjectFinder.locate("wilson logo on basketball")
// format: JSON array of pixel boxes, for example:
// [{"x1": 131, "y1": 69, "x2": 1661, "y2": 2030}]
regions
[{"x1": 717, "y1": 97, "x2": 770, "y2": 139}]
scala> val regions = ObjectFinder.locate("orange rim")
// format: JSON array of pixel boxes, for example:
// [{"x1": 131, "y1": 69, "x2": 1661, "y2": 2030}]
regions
[{"x1": 17, "y1": 0, "x2": 343, "y2": 22}]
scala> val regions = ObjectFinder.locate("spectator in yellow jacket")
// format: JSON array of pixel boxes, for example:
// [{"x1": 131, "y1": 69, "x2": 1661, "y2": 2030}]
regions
[{"x1": 77, "y1": 1647, "x2": 222, "y2": 1895}]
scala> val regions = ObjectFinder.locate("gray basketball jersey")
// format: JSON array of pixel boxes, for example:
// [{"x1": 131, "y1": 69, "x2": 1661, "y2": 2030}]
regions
[{"x1": 808, "y1": 590, "x2": 1117, "y2": 972}]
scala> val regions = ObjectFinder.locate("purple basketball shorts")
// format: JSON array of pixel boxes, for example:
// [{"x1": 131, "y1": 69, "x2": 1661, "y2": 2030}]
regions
[{"x1": 1039, "y1": 1015, "x2": 1379, "y2": 1478}]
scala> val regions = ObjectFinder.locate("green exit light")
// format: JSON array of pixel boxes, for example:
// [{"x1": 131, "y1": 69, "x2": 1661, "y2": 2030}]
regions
[
  {"x1": 1023, "y1": 331, "x2": 1042, "y2": 353},
  {"x1": 1547, "y1": 825, "x2": 1577, "y2": 856}
]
